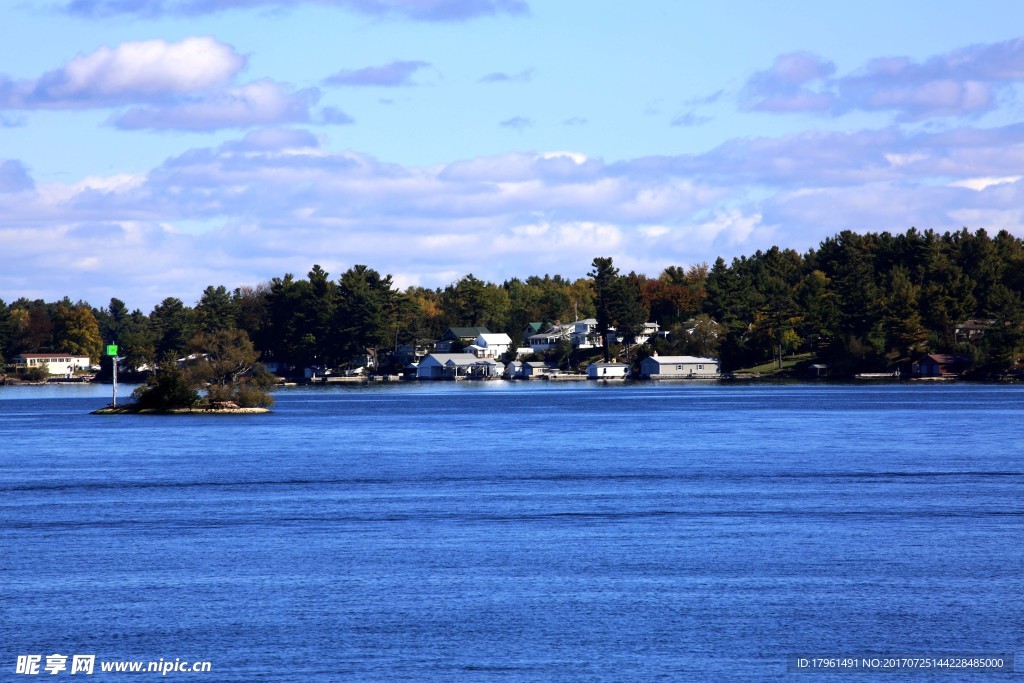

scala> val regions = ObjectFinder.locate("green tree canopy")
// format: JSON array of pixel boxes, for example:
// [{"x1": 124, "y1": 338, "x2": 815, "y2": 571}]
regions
[
  {"x1": 52, "y1": 303, "x2": 103, "y2": 361},
  {"x1": 133, "y1": 329, "x2": 274, "y2": 408},
  {"x1": 333, "y1": 264, "x2": 399, "y2": 364}
]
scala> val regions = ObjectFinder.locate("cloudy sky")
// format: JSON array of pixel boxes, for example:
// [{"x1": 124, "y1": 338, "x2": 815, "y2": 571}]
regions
[{"x1": 4, "y1": 1, "x2": 1024, "y2": 310}]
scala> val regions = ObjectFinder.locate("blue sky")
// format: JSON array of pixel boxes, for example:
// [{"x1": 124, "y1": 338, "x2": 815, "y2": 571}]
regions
[{"x1": 3, "y1": 0, "x2": 1024, "y2": 310}]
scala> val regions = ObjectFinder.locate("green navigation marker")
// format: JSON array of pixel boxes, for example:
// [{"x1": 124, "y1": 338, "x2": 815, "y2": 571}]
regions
[{"x1": 106, "y1": 344, "x2": 119, "y2": 357}]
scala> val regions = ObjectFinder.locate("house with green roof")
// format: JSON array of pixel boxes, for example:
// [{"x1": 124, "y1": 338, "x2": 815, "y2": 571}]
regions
[{"x1": 435, "y1": 327, "x2": 491, "y2": 352}]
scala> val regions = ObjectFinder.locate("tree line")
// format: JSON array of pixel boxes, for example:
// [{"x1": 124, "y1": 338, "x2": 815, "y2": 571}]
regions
[
  {"x1": 2, "y1": 227, "x2": 1023, "y2": 376},
  {"x1": 704, "y1": 227, "x2": 1024, "y2": 374}
]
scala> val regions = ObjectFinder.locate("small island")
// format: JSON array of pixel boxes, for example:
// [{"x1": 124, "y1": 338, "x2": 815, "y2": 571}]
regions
[
  {"x1": 92, "y1": 401, "x2": 270, "y2": 415},
  {"x1": 93, "y1": 329, "x2": 274, "y2": 415}
]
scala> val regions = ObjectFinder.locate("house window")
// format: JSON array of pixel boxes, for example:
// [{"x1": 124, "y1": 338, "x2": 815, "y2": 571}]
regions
[{"x1": 698, "y1": 365, "x2": 703, "y2": 370}]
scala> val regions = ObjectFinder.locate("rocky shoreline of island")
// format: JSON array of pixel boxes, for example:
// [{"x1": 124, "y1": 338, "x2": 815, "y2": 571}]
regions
[{"x1": 91, "y1": 400, "x2": 270, "y2": 415}]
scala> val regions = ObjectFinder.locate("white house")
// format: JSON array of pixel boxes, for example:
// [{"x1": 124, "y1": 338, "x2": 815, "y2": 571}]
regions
[
  {"x1": 416, "y1": 353, "x2": 503, "y2": 379},
  {"x1": 434, "y1": 327, "x2": 489, "y2": 352},
  {"x1": 527, "y1": 326, "x2": 568, "y2": 352},
  {"x1": 639, "y1": 355, "x2": 719, "y2": 379},
  {"x1": 16, "y1": 353, "x2": 92, "y2": 376},
  {"x1": 587, "y1": 362, "x2": 630, "y2": 379},
  {"x1": 528, "y1": 319, "x2": 600, "y2": 352},
  {"x1": 569, "y1": 319, "x2": 600, "y2": 348},
  {"x1": 606, "y1": 322, "x2": 660, "y2": 346},
  {"x1": 466, "y1": 333, "x2": 512, "y2": 359}
]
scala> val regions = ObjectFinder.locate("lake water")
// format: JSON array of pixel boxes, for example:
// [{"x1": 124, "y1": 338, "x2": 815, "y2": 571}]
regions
[{"x1": 1, "y1": 381, "x2": 1022, "y2": 681}]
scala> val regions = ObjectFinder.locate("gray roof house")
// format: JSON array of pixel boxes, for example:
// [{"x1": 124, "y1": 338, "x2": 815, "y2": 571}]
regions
[
  {"x1": 527, "y1": 319, "x2": 600, "y2": 351},
  {"x1": 521, "y1": 360, "x2": 561, "y2": 378},
  {"x1": 416, "y1": 353, "x2": 503, "y2": 380},
  {"x1": 639, "y1": 355, "x2": 719, "y2": 379}
]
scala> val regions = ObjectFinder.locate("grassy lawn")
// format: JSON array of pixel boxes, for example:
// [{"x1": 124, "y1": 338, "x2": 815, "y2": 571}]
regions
[{"x1": 735, "y1": 352, "x2": 815, "y2": 376}]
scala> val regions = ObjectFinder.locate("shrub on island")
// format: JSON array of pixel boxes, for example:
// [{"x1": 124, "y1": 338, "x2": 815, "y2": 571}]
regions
[{"x1": 128, "y1": 329, "x2": 274, "y2": 412}]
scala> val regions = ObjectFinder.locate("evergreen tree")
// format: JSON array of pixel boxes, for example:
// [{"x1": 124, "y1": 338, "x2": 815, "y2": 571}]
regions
[
  {"x1": 880, "y1": 266, "x2": 928, "y2": 361},
  {"x1": 265, "y1": 267, "x2": 336, "y2": 370},
  {"x1": 611, "y1": 272, "x2": 649, "y2": 350},
  {"x1": 333, "y1": 265, "x2": 399, "y2": 364},
  {"x1": 150, "y1": 297, "x2": 191, "y2": 359},
  {"x1": 981, "y1": 285, "x2": 1024, "y2": 371},
  {"x1": 794, "y1": 269, "x2": 839, "y2": 353},
  {"x1": 117, "y1": 310, "x2": 156, "y2": 371},
  {"x1": 233, "y1": 284, "x2": 271, "y2": 355},
  {"x1": 589, "y1": 256, "x2": 619, "y2": 360},
  {"x1": 437, "y1": 274, "x2": 510, "y2": 331},
  {"x1": 0, "y1": 298, "x2": 10, "y2": 365},
  {"x1": 193, "y1": 285, "x2": 237, "y2": 334}
]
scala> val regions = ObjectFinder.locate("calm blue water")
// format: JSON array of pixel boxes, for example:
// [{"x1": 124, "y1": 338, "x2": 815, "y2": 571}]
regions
[{"x1": 1, "y1": 382, "x2": 1022, "y2": 681}]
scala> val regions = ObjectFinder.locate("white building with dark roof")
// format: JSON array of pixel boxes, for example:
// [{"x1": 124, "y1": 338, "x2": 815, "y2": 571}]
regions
[
  {"x1": 416, "y1": 353, "x2": 503, "y2": 379},
  {"x1": 639, "y1": 355, "x2": 719, "y2": 379}
]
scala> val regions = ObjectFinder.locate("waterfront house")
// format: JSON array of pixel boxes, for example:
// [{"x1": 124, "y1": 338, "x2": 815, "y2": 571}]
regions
[
  {"x1": 503, "y1": 360, "x2": 523, "y2": 379},
  {"x1": 466, "y1": 333, "x2": 513, "y2": 359},
  {"x1": 527, "y1": 319, "x2": 600, "y2": 352},
  {"x1": 435, "y1": 327, "x2": 490, "y2": 353},
  {"x1": 15, "y1": 353, "x2": 92, "y2": 376},
  {"x1": 416, "y1": 353, "x2": 503, "y2": 379},
  {"x1": 639, "y1": 354, "x2": 719, "y2": 379},
  {"x1": 913, "y1": 354, "x2": 972, "y2": 378},
  {"x1": 527, "y1": 326, "x2": 567, "y2": 352},
  {"x1": 521, "y1": 360, "x2": 560, "y2": 378},
  {"x1": 587, "y1": 362, "x2": 630, "y2": 379},
  {"x1": 806, "y1": 363, "x2": 831, "y2": 378}
]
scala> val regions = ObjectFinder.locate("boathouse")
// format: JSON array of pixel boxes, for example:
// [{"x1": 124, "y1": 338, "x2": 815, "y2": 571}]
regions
[{"x1": 639, "y1": 354, "x2": 719, "y2": 379}]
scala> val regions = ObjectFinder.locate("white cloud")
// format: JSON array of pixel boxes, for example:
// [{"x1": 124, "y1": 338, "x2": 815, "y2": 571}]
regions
[
  {"x1": 5, "y1": 115, "x2": 1024, "y2": 308},
  {"x1": 539, "y1": 151, "x2": 588, "y2": 164},
  {"x1": 638, "y1": 225, "x2": 669, "y2": 238},
  {"x1": 743, "y1": 36, "x2": 1024, "y2": 120},
  {"x1": 114, "y1": 80, "x2": 319, "y2": 130},
  {"x1": 693, "y1": 210, "x2": 765, "y2": 247},
  {"x1": 949, "y1": 176, "x2": 1022, "y2": 191},
  {"x1": 884, "y1": 152, "x2": 927, "y2": 167},
  {"x1": 0, "y1": 37, "x2": 318, "y2": 131},
  {"x1": 70, "y1": 173, "x2": 147, "y2": 194},
  {"x1": 1, "y1": 37, "x2": 244, "y2": 108},
  {"x1": 59, "y1": 37, "x2": 243, "y2": 97}
]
